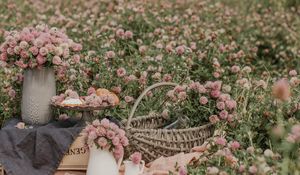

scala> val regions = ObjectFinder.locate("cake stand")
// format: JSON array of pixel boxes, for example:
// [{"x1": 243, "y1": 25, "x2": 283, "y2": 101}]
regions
[{"x1": 51, "y1": 103, "x2": 115, "y2": 122}]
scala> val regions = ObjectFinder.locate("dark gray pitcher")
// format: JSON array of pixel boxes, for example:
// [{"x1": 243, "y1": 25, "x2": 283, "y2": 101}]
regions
[{"x1": 21, "y1": 68, "x2": 56, "y2": 125}]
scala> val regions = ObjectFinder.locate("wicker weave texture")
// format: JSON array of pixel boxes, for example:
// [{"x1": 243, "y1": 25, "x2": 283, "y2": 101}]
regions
[{"x1": 124, "y1": 82, "x2": 214, "y2": 162}]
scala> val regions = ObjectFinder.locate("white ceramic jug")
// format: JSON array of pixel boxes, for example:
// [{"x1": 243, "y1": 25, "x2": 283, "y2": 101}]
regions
[
  {"x1": 124, "y1": 160, "x2": 145, "y2": 175},
  {"x1": 86, "y1": 146, "x2": 122, "y2": 175}
]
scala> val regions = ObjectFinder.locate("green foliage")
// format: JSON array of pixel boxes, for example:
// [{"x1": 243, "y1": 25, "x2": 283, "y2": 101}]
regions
[{"x1": 0, "y1": 0, "x2": 300, "y2": 173}]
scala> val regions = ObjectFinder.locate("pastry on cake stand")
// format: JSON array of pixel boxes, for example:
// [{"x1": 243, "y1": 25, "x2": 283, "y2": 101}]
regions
[
  {"x1": 51, "y1": 88, "x2": 119, "y2": 122},
  {"x1": 51, "y1": 98, "x2": 115, "y2": 121}
]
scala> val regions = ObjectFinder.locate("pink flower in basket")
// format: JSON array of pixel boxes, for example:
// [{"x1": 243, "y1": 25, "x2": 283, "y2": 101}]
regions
[{"x1": 130, "y1": 152, "x2": 142, "y2": 165}]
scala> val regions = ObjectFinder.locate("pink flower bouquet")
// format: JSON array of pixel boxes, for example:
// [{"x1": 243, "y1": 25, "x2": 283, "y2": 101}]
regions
[
  {"x1": 82, "y1": 118, "x2": 129, "y2": 159},
  {"x1": 0, "y1": 24, "x2": 82, "y2": 69}
]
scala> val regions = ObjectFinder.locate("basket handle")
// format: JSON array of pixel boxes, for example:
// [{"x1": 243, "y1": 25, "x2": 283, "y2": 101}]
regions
[{"x1": 126, "y1": 82, "x2": 178, "y2": 129}]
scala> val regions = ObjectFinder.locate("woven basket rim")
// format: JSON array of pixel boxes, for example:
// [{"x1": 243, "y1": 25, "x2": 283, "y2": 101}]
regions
[{"x1": 127, "y1": 122, "x2": 213, "y2": 132}]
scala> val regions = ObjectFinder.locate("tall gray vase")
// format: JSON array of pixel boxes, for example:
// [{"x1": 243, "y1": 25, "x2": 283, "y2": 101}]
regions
[{"x1": 21, "y1": 68, "x2": 56, "y2": 125}]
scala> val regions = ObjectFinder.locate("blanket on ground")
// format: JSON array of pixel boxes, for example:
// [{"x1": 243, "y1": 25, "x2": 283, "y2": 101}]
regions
[{"x1": 0, "y1": 118, "x2": 83, "y2": 175}]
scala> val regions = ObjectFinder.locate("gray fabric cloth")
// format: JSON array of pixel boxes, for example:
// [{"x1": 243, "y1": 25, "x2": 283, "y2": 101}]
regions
[{"x1": 0, "y1": 118, "x2": 83, "y2": 175}]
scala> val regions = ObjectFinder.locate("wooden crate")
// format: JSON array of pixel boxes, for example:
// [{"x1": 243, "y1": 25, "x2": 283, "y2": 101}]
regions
[
  {"x1": 58, "y1": 134, "x2": 89, "y2": 170},
  {"x1": 0, "y1": 164, "x2": 4, "y2": 175}
]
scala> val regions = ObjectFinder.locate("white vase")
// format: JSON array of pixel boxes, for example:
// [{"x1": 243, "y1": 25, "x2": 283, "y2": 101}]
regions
[
  {"x1": 124, "y1": 160, "x2": 145, "y2": 175},
  {"x1": 87, "y1": 145, "x2": 122, "y2": 175},
  {"x1": 21, "y1": 68, "x2": 56, "y2": 125}
]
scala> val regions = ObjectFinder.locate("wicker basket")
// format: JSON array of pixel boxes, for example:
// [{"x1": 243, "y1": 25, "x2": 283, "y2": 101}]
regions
[{"x1": 122, "y1": 82, "x2": 214, "y2": 162}]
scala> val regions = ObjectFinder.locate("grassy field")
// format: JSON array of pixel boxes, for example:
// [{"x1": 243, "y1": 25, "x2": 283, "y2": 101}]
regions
[{"x1": 0, "y1": 0, "x2": 300, "y2": 174}]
